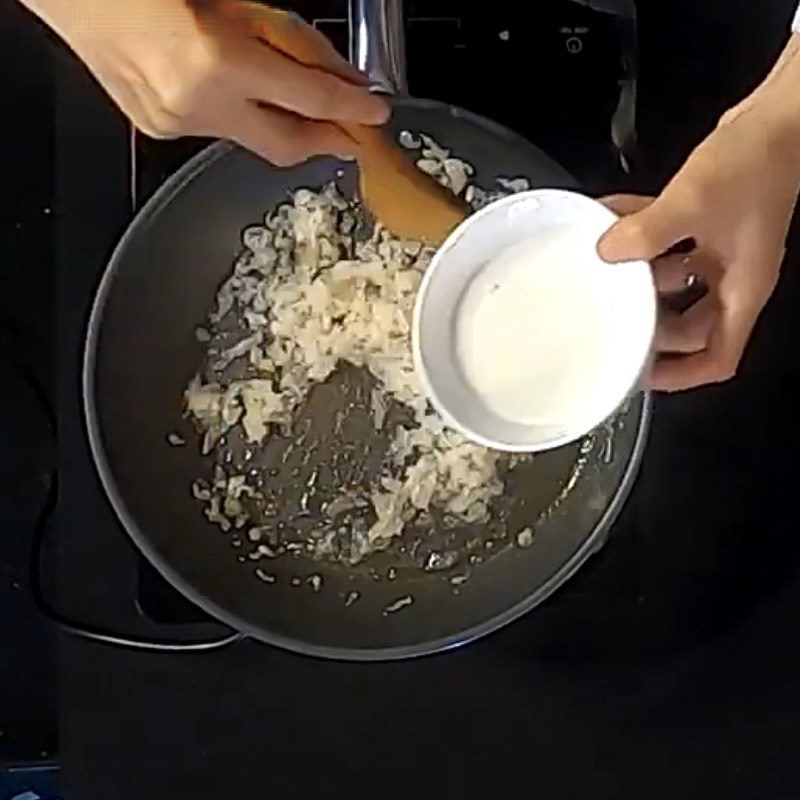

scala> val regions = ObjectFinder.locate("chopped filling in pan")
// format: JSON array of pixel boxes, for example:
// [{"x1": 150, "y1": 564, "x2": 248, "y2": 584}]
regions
[{"x1": 183, "y1": 133, "x2": 543, "y2": 567}]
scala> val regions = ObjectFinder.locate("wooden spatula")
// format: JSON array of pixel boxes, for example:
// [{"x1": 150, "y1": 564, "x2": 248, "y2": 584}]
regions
[{"x1": 240, "y1": 3, "x2": 468, "y2": 246}]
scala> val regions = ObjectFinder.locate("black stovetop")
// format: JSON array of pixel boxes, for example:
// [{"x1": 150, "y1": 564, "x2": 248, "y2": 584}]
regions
[
  {"x1": 52, "y1": 0, "x2": 800, "y2": 669},
  {"x1": 65, "y1": 0, "x2": 638, "y2": 642},
  {"x1": 6, "y1": 0, "x2": 800, "y2": 794},
  {"x1": 1, "y1": 0, "x2": 57, "y2": 769}
]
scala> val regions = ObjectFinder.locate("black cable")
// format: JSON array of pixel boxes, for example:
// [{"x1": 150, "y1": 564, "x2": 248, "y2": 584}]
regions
[
  {"x1": 29, "y1": 470, "x2": 244, "y2": 652},
  {"x1": 6, "y1": 346, "x2": 244, "y2": 653}
]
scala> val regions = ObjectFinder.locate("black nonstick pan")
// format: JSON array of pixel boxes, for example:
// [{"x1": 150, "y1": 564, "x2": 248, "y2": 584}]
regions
[{"x1": 83, "y1": 0, "x2": 650, "y2": 660}]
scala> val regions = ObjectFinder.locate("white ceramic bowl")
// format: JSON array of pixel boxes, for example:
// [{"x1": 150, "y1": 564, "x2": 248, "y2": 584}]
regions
[{"x1": 412, "y1": 189, "x2": 656, "y2": 453}]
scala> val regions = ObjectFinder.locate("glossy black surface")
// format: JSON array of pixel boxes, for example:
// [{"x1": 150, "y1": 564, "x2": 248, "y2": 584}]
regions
[
  {"x1": 5, "y1": 0, "x2": 800, "y2": 794},
  {"x1": 87, "y1": 108, "x2": 649, "y2": 657},
  {"x1": 130, "y1": 0, "x2": 637, "y2": 628},
  {"x1": 0, "y1": 0, "x2": 56, "y2": 767},
  {"x1": 78, "y1": 0, "x2": 638, "y2": 637}
]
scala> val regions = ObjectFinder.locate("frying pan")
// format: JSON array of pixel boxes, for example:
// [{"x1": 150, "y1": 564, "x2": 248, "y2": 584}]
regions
[{"x1": 83, "y1": 0, "x2": 651, "y2": 660}]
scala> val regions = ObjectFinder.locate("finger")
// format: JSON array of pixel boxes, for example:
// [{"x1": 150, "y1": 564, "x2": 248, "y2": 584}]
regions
[
  {"x1": 650, "y1": 342, "x2": 737, "y2": 394},
  {"x1": 236, "y1": 38, "x2": 389, "y2": 125},
  {"x1": 599, "y1": 194, "x2": 654, "y2": 217},
  {"x1": 650, "y1": 301, "x2": 757, "y2": 392},
  {"x1": 598, "y1": 190, "x2": 695, "y2": 264},
  {"x1": 655, "y1": 296, "x2": 716, "y2": 354},
  {"x1": 229, "y1": 102, "x2": 358, "y2": 166},
  {"x1": 652, "y1": 243, "x2": 780, "y2": 392}
]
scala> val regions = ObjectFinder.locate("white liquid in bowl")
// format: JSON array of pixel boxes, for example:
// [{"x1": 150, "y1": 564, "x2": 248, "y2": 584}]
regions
[{"x1": 455, "y1": 224, "x2": 647, "y2": 431}]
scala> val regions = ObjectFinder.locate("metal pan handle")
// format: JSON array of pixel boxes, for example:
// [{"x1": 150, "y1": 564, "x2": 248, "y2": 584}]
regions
[{"x1": 349, "y1": 0, "x2": 408, "y2": 96}]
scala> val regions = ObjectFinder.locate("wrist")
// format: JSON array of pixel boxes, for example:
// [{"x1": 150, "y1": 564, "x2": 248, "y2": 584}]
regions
[
  {"x1": 18, "y1": 0, "x2": 84, "y2": 42},
  {"x1": 723, "y1": 35, "x2": 800, "y2": 176},
  {"x1": 755, "y1": 97, "x2": 800, "y2": 181}
]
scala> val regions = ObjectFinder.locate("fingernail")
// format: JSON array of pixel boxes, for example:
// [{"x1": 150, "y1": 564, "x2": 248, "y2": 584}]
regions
[
  {"x1": 353, "y1": 71, "x2": 372, "y2": 86},
  {"x1": 345, "y1": 67, "x2": 372, "y2": 86},
  {"x1": 596, "y1": 229, "x2": 618, "y2": 263},
  {"x1": 336, "y1": 153, "x2": 357, "y2": 162},
  {"x1": 366, "y1": 95, "x2": 391, "y2": 125}
]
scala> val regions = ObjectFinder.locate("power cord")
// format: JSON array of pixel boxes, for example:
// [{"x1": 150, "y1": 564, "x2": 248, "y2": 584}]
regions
[
  {"x1": 29, "y1": 470, "x2": 244, "y2": 652},
  {"x1": 7, "y1": 346, "x2": 244, "y2": 653}
]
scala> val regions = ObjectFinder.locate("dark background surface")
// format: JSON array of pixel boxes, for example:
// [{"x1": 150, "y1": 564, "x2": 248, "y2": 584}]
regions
[
  {"x1": 4, "y1": 0, "x2": 800, "y2": 797},
  {"x1": 0, "y1": 0, "x2": 56, "y2": 770}
]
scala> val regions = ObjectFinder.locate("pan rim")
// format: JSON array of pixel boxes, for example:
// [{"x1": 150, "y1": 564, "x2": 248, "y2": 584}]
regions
[{"x1": 83, "y1": 115, "x2": 651, "y2": 661}]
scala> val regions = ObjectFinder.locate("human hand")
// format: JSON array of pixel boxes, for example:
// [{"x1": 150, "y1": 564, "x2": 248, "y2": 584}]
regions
[
  {"x1": 27, "y1": 0, "x2": 388, "y2": 165},
  {"x1": 598, "y1": 97, "x2": 800, "y2": 392}
]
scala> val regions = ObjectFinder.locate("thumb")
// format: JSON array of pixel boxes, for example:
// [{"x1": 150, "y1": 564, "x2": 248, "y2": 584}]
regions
[{"x1": 598, "y1": 195, "x2": 689, "y2": 264}]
